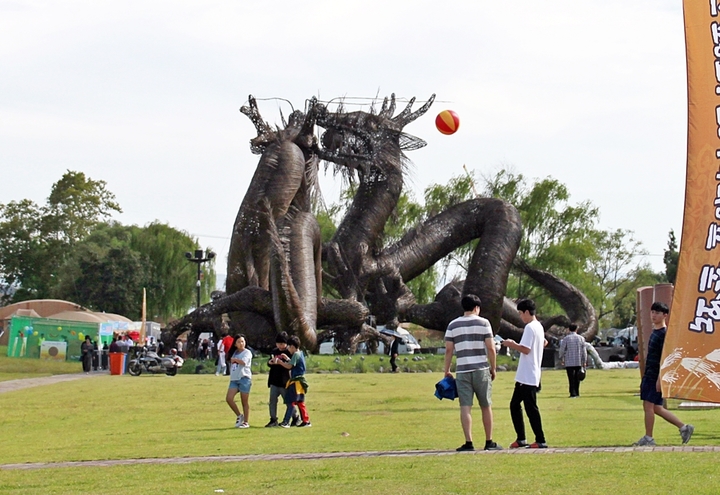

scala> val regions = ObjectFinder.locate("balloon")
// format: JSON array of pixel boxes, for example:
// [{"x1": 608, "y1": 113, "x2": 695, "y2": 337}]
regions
[{"x1": 435, "y1": 110, "x2": 460, "y2": 135}]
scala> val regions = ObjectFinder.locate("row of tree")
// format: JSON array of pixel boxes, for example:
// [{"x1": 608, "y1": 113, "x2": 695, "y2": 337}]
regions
[
  {"x1": 2, "y1": 168, "x2": 678, "y2": 329},
  {"x1": 318, "y1": 167, "x2": 678, "y2": 330},
  {"x1": 0, "y1": 171, "x2": 216, "y2": 322}
]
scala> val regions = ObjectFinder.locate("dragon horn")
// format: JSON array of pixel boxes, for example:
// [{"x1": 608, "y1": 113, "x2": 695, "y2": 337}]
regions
[
  {"x1": 240, "y1": 94, "x2": 273, "y2": 138},
  {"x1": 379, "y1": 93, "x2": 396, "y2": 119},
  {"x1": 392, "y1": 94, "x2": 436, "y2": 127}
]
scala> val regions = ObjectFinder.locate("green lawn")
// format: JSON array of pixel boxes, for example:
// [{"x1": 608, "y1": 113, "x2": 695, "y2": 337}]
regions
[
  {"x1": 1, "y1": 361, "x2": 719, "y2": 494},
  {"x1": 0, "y1": 346, "x2": 81, "y2": 380}
]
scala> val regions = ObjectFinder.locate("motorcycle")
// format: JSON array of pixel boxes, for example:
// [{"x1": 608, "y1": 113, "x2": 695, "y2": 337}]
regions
[{"x1": 128, "y1": 347, "x2": 183, "y2": 376}]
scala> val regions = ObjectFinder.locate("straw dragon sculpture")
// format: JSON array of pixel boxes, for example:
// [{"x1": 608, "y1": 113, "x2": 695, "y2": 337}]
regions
[{"x1": 167, "y1": 94, "x2": 597, "y2": 353}]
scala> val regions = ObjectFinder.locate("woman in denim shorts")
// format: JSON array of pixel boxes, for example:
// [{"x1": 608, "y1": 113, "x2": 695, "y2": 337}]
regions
[{"x1": 226, "y1": 334, "x2": 253, "y2": 428}]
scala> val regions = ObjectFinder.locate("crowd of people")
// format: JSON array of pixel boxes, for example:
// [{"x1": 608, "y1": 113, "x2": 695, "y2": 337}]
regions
[
  {"x1": 86, "y1": 296, "x2": 695, "y2": 450},
  {"x1": 442, "y1": 295, "x2": 695, "y2": 451},
  {"x1": 224, "y1": 331, "x2": 311, "y2": 429}
]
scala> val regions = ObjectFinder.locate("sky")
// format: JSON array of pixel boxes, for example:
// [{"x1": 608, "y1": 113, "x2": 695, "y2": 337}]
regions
[{"x1": 1, "y1": 1, "x2": 686, "y2": 287}]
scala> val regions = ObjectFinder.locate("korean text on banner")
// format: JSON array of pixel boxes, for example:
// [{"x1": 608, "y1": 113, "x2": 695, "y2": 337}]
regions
[{"x1": 661, "y1": 1, "x2": 720, "y2": 402}]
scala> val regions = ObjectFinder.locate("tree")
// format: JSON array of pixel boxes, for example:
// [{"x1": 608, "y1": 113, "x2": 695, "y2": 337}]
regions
[
  {"x1": 0, "y1": 199, "x2": 54, "y2": 301},
  {"x1": 480, "y1": 169, "x2": 662, "y2": 327},
  {"x1": 130, "y1": 222, "x2": 216, "y2": 321},
  {"x1": 607, "y1": 265, "x2": 662, "y2": 328},
  {"x1": 45, "y1": 171, "x2": 121, "y2": 245},
  {"x1": 588, "y1": 229, "x2": 658, "y2": 328},
  {"x1": 0, "y1": 171, "x2": 121, "y2": 303},
  {"x1": 663, "y1": 229, "x2": 679, "y2": 284},
  {"x1": 53, "y1": 222, "x2": 215, "y2": 322},
  {"x1": 54, "y1": 224, "x2": 149, "y2": 319}
]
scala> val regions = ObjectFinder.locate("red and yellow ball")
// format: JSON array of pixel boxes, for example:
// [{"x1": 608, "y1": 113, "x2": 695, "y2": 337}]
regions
[{"x1": 435, "y1": 110, "x2": 460, "y2": 135}]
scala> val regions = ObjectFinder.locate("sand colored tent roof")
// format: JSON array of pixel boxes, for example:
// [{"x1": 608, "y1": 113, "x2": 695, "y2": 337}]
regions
[
  {"x1": 12, "y1": 308, "x2": 41, "y2": 318},
  {"x1": 46, "y1": 311, "x2": 107, "y2": 323},
  {"x1": 0, "y1": 299, "x2": 86, "y2": 321},
  {"x1": 96, "y1": 312, "x2": 132, "y2": 323},
  {"x1": 44, "y1": 311, "x2": 132, "y2": 323}
]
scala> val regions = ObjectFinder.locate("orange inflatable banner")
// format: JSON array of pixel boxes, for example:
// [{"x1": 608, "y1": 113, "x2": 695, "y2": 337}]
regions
[{"x1": 661, "y1": 0, "x2": 720, "y2": 402}]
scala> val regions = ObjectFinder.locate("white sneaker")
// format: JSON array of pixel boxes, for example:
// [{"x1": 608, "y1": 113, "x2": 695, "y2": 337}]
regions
[
  {"x1": 632, "y1": 435, "x2": 656, "y2": 447},
  {"x1": 235, "y1": 415, "x2": 244, "y2": 428},
  {"x1": 680, "y1": 424, "x2": 694, "y2": 444},
  {"x1": 237, "y1": 422, "x2": 249, "y2": 429}
]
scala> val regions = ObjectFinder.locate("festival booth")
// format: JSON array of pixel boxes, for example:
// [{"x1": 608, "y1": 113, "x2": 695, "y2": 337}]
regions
[
  {"x1": 5, "y1": 314, "x2": 154, "y2": 363},
  {"x1": 6, "y1": 315, "x2": 101, "y2": 362}
]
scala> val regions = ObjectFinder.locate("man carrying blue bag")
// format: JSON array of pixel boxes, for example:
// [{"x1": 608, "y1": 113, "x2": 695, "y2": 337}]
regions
[
  {"x1": 444, "y1": 294, "x2": 501, "y2": 451},
  {"x1": 435, "y1": 375, "x2": 458, "y2": 400}
]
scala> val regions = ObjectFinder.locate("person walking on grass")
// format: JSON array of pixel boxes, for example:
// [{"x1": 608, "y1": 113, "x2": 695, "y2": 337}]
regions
[
  {"x1": 390, "y1": 335, "x2": 400, "y2": 373},
  {"x1": 265, "y1": 332, "x2": 297, "y2": 427},
  {"x1": 277, "y1": 336, "x2": 311, "y2": 428},
  {"x1": 633, "y1": 301, "x2": 694, "y2": 447},
  {"x1": 222, "y1": 331, "x2": 234, "y2": 376},
  {"x1": 558, "y1": 323, "x2": 587, "y2": 398},
  {"x1": 226, "y1": 334, "x2": 252, "y2": 429},
  {"x1": 503, "y1": 298, "x2": 548, "y2": 449},
  {"x1": 81, "y1": 335, "x2": 93, "y2": 374},
  {"x1": 444, "y1": 294, "x2": 501, "y2": 451},
  {"x1": 215, "y1": 334, "x2": 227, "y2": 376}
]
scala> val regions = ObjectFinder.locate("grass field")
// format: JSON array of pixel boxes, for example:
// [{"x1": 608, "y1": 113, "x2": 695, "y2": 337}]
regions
[{"x1": 1, "y1": 351, "x2": 720, "y2": 494}]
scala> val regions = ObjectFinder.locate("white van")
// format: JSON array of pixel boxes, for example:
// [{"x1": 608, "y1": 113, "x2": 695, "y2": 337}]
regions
[
  {"x1": 318, "y1": 339, "x2": 337, "y2": 355},
  {"x1": 376, "y1": 327, "x2": 420, "y2": 355},
  {"x1": 318, "y1": 328, "x2": 421, "y2": 355}
]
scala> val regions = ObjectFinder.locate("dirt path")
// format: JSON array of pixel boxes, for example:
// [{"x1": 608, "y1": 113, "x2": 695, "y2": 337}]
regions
[
  {"x1": 0, "y1": 372, "x2": 101, "y2": 394},
  {"x1": 2, "y1": 445, "x2": 719, "y2": 470}
]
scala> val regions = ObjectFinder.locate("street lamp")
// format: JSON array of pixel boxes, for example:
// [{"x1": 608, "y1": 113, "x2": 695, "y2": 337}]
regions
[{"x1": 185, "y1": 249, "x2": 216, "y2": 309}]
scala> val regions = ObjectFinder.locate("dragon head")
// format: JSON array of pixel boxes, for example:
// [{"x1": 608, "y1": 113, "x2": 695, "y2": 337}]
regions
[{"x1": 315, "y1": 94, "x2": 435, "y2": 175}]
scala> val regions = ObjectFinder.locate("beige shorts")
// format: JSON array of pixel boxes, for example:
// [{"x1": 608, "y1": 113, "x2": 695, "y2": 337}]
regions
[{"x1": 457, "y1": 368, "x2": 492, "y2": 407}]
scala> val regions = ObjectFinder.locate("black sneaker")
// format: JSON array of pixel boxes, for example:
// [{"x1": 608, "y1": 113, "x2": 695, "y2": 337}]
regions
[
  {"x1": 279, "y1": 421, "x2": 291, "y2": 428},
  {"x1": 292, "y1": 416, "x2": 303, "y2": 427},
  {"x1": 456, "y1": 442, "x2": 474, "y2": 451},
  {"x1": 265, "y1": 419, "x2": 279, "y2": 428},
  {"x1": 484, "y1": 441, "x2": 502, "y2": 451},
  {"x1": 297, "y1": 421, "x2": 312, "y2": 428}
]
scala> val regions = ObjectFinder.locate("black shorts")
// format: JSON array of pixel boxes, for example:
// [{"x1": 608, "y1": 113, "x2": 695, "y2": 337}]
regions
[{"x1": 640, "y1": 376, "x2": 663, "y2": 405}]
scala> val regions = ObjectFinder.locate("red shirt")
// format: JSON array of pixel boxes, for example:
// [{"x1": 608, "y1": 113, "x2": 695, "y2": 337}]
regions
[{"x1": 222, "y1": 335, "x2": 234, "y2": 354}]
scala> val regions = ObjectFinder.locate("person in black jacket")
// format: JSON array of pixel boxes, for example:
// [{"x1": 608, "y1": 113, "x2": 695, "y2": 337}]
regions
[
  {"x1": 390, "y1": 336, "x2": 400, "y2": 372},
  {"x1": 80, "y1": 336, "x2": 93, "y2": 374},
  {"x1": 265, "y1": 332, "x2": 294, "y2": 427}
]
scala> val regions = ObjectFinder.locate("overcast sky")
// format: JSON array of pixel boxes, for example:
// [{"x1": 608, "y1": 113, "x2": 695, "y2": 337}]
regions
[{"x1": 1, "y1": 1, "x2": 686, "y2": 285}]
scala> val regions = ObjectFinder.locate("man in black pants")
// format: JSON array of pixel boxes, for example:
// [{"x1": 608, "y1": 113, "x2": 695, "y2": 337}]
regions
[
  {"x1": 390, "y1": 336, "x2": 400, "y2": 372},
  {"x1": 558, "y1": 324, "x2": 587, "y2": 398},
  {"x1": 502, "y1": 299, "x2": 548, "y2": 448}
]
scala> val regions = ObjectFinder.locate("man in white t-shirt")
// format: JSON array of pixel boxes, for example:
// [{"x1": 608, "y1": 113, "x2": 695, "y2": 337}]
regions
[
  {"x1": 444, "y1": 294, "x2": 501, "y2": 451},
  {"x1": 502, "y1": 298, "x2": 548, "y2": 449}
]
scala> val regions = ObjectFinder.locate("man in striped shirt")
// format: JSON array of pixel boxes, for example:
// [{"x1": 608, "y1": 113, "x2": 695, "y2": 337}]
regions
[
  {"x1": 444, "y1": 294, "x2": 500, "y2": 451},
  {"x1": 558, "y1": 323, "x2": 587, "y2": 398}
]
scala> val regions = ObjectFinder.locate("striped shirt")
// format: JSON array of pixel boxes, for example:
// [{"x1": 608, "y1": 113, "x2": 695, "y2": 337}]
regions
[
  {"x1": 559, "y1": 332, "x2": 587, "y2": 367},
  {"x1": 644, "y1": 328, "x2": 666, "y2": 381},
  {"x1": 445, "y1": 315, "x2": 493, "y2": 373}
]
